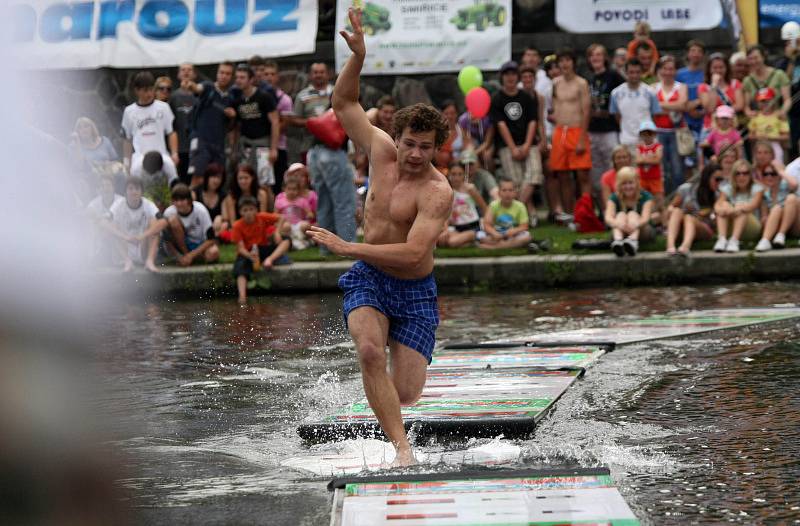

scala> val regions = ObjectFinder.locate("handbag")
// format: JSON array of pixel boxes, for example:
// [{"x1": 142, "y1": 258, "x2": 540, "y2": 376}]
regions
[
  {"x1": 676, "y1": 126, "x2": 696, "y2": 156},
  {"x1": 307, "y1": 109, "x2": 347, "y2": 149}
]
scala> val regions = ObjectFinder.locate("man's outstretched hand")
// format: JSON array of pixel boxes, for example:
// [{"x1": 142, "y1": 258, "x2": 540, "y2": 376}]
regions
[
  {"x1": 308, "y1": 226, "x2": 352, "y2": 256},
  {"x1": 340, "y1": 8, "x2": 366, "y2": 57}
]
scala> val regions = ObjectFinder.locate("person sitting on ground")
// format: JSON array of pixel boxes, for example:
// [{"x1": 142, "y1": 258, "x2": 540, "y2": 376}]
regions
[
  {"x1": 231, "y1": 196, "x2": 291, "y2": 302},
  {"x1": 604, "y1": 166, "x2": 653, "y2": 257},
  {"x1": 755, "y1": 163, "x2": 798, "y2": 251},
  {"x1": 105, "y1": 176, "x2": 161, "y2": 272},
  {"x1": 159, "y1": 184, "x2": 219, "y2": 266},
  {"x1": 665, "y1": 163, "x2": 723, "y2": 256},
  {"x1": 701, "y1": 105, "x2": 744, "y2": 162},
  {"x1": 192, "y1": 162, "x2": 227, "y2": 236},
  {"x1": 479, "y1": 179, "x2": 532, "y2": 249},
  {"x1": 460, "y1": 149, "x2": 499, "y2": 204},
  {"x1": 600, "y1": 145, "x2": 634, "y2": 210},
  {"x1": 713, "y1": 160, "x2": 764, "y2": 253},
  {"x1": 275, "y1": 176, "x2": 315, "y2": 250},
  {"x1": 221, "y1": 164, "x2": 270, "y2": 238},
  {"x1": 438, "y1": 161, "x2": 488, "y2": 248},
  {"x1": 139, "y1": 151, "x2": 176, "y2": 211},
  {"x1": 748, "y1": 88, "x2": 790, "y2": 164},
  {"x1": 636, "y1": 120, "x2": 664, "y2": 219},
  {"x1": 87, "y1": 173, "x2": 125, "y2": 265}
]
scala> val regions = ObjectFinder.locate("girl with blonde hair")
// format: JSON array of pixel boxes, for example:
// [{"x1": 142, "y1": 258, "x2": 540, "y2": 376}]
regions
[
  {"x1": 713, "y1": 159, "x2": 764, "y2": 252},
  {"x1": 604, "y1": 166, "x2": 654, "y2": 256}
]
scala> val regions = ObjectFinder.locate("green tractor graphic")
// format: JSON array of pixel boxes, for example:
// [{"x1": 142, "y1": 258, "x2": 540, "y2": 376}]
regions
[
  {"x1": 451, "y1": 0, "x2": 507, "y2": 31},
  {"x1": 347, "y1": 2, "x2": 391, "y2": 36}
]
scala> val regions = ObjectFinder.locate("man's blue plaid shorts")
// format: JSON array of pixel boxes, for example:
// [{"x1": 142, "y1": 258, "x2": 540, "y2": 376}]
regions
[{"x1": 339, "y1": 261, "x2": 439, "y2": 363}]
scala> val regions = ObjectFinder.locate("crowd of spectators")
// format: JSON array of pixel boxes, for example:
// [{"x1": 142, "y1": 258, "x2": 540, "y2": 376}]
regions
[{"x1": 75, "y1": 20, "x2": 800, "y2": 292}]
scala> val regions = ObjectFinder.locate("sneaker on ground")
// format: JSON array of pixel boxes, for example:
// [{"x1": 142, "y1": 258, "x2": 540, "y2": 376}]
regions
[
  {"x1": 773, "y1": 232, "x2": 786, "y2": 248},
  {"x1": 529, "y1": 215, "x2": 539, "y2": 228},
  {"x1": 713, "y1": 237, "x2": 727, "y2": 252},
  {"x1": 755, "y1": 238, "x2": 772, "y2": 252},
  {"x1": 725, "y1": 238, "x2": 740, "y2": 253},
  {"x1": 555, "y1": 212, "x2": 574, "y2": 225},
  {"x1": 611, "y1": 239, "x2": 625, "y2": 257},
  {"x1": 623, "y1": 237, "x2": 638, "y2": 256}
]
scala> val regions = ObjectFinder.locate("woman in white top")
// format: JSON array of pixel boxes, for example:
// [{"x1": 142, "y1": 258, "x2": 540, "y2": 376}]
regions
[{"x1": 652, "y1": 56, "x2": 688, "y2": 193}]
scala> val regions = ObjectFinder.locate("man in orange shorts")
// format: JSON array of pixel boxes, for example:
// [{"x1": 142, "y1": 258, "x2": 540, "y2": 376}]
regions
[{"x1": 550, "y1": 48, "x2": 592, "y2": 215}]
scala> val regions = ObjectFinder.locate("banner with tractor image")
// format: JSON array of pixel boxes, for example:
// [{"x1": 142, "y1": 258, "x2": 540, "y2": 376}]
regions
[{"x1": 335, "y1": 0, "x2": 511, "y2": 75}]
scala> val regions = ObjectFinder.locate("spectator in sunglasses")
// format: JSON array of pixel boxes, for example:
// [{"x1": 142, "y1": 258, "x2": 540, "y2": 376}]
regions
[
  {"x1": 154, "y1": 77, "x2": 172, "y2": 102},
  {"x1": 755, "y1": 166, "x2": 798, "y2": 251},
  {"x1": 666, "y1": 163, "x2": 723, "y2": 256},
  {"x1": 714, "y1": 160, "x2": 764, "y2": 253}
]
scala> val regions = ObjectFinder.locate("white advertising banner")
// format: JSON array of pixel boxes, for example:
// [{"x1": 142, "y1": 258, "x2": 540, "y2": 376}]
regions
[
  {"x1": 334, "y1": 0, "x2": 511, "y2": 75},
  {"x1": 555, "y1": 0, "x2": 723, "y2": 33},
  {"x1": 8, "y1": 0, "x2": 318, "y2": 69}
]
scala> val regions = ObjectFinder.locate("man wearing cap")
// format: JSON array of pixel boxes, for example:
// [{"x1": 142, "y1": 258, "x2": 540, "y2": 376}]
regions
[
  {"x1": 776, "y1": 21, "x2": 800, "y2": 158},
  {"x1": 460, "y1": 148, "x2": 499, "y2": 204},
  {"x1": 489, "y1": 60, "x2": 542, "y2": 225}
]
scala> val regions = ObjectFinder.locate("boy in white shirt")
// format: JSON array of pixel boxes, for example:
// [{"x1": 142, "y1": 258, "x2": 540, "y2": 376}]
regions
[
  {"x1": 106, "y1": 176, "x2": 161, "y2": 272},
  {"x1": 161, "y1": 184, "x2": 219, "y2": 266},
  {"x1": 121, "y1": 71, "x2": 180, "y2": 183}
]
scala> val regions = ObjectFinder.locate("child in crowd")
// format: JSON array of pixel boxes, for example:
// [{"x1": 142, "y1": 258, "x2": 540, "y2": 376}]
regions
[
  {"x1": 285, "y1": 162, "x2": 318, "y2": 215},
  {"x1": 480, "y1": 179, "x2": 532, "y2": 249},
  {"x1": 438, "y1": 162, "x2": 488, "y2": 248},
  {"x1": 636, "y1": 120, "x2": 664, "y2": 217},
  {"x1": 87, "y1": 173, "x2": 125, "y2": 265},
  {"x1": 604, "y1": 167, "x2": 654, "y2": 256},
  {"x1": 140, "y1": 151, "x2": 176, "y2": 211},
  {"x1": 275, "y1": 176, "x2": 316, "y2": 250},
  {"x1": 232, "y1": 196, "x2": 291, "y2": 302},
  {"x1": 105, "y1": 176, "x2": 161, "y2": 272},
  {"x1": 161, "y1": 184, "x2": 219, "y2": 266},
  {"x1": 748, "y1": 88, "x2": 790, "y2": 164},
  {"x1": 665, "y1": 163, "x2": 723, "y2": 256},
  {"x1": 755, "y1": 164, "x2": 798, "y2": 251},
  {"x1": 714, "y1": 160, "x2": 764, "y2": 253},
  {"x1": 701, "y1": 105, "x2": 744, "y2": 161}
]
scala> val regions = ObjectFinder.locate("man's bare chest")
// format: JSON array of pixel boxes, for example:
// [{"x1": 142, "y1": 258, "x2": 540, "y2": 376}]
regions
[{"x1": 366, "y1": 181, "x2": 418, "y2": 227}]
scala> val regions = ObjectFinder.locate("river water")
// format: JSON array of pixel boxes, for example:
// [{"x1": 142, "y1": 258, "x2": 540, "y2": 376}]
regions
[{"x1": 103, "y1": 282, "x2": 800, "y2": 525}]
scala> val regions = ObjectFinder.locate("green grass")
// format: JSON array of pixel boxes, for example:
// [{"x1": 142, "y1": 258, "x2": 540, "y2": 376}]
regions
[{"x1": 204, "y1": 223, "x2": 769, "y2": 267}]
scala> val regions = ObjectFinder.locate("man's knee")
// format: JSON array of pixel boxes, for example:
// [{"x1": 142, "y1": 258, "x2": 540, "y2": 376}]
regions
[{"x1": 357, "y1": 342, "x2": 386, "y2": 371}]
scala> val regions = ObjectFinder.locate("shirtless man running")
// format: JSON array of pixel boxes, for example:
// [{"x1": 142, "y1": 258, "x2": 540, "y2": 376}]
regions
[
  {"x1": 308, "y1": 8, "x2": 453, "y2": 466},
  {"x1": 550, "y1": 47, "x2": 592, "y2": 214}
]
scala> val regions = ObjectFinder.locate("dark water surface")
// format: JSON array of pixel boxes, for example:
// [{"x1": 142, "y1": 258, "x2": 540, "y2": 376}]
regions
[{"x1": 103, "y1": 282, "x2": 800, "y2": 525}]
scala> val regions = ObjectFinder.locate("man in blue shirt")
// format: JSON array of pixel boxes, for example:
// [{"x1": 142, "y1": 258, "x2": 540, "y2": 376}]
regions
[
  {"x1": 182, "y1": 62, "x2": 235, "y2": 187},
  {"x1": 676, "y1": 40, "x2": 706, "y2": 173}
]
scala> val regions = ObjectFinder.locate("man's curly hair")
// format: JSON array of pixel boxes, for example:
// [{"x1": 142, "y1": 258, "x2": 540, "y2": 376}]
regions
[{"x1": 392, "y1": 103, "x2": 450, "y2": 148}]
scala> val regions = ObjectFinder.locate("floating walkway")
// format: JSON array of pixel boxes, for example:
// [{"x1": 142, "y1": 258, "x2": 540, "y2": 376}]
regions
[{"x1": 292, "y1": 307, "x2": 800, "y2": 525}]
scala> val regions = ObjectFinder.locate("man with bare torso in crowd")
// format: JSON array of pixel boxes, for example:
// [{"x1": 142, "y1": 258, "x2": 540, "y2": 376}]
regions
[
  {"x1": 308, "y1": 8, "x2": 453, "y2": 466},
  {"x1": 549, "y1": 48, "x2": 592, "y2": 215}
]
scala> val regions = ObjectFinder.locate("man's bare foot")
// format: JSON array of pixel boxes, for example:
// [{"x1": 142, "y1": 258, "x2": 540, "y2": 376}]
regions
[
  {"x1": 145, "y1": 261, "x2": 159, "y2": 273},
  {"x1": 238, "y1": 295, "x2": 247, "y2": 304},
  {"x1": 123, "y1": 261, "x2": 134, "y2": 273},
  {"x1": 391, "y1": 447, "x2": 417, "y2": 467}
]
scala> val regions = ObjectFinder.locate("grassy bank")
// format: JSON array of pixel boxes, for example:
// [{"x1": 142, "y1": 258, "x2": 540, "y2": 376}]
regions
[{"x1": 214, "y1": 224, "x2": 736, "y2": 265}]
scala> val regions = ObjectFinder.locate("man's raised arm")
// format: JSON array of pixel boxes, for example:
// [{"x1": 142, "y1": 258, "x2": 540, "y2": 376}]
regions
[{"x1": 333, "y1": 8, "x2": 377, "y2": 154}]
